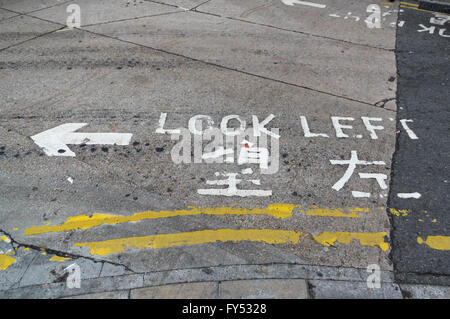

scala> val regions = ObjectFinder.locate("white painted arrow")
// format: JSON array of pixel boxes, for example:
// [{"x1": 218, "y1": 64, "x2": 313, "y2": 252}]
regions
[
  {"x1": 281, "y1": 0, "x2": 326, "y2": 9},
  {"x1": 31, "y1": 123, "x2": 133, "y2": 157}
]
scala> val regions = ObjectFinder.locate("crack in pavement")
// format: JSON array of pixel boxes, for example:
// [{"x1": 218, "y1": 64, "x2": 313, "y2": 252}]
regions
[{"x1": 0, "y1": 228, "x2": 137, "y2": 274}]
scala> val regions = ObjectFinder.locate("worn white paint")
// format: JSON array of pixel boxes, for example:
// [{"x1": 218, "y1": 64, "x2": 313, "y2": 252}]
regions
[
  {"x1": 430, "y1": 14, "x2": 450, "y2": 26},
  {"x1": 361, "y1": 117, "x2": 384, "y2": 140},
  {"x1": 31, "y1": 123, "x2": 132, "y2": 157},
  {"x1": 189, "y1": 115, "x2": 214, "y2": 135},
  {"x1": 330, "y1": 150, "x2": 385, "y2": 191},
  {"x1": 155, "y1": 112, "x2": 181, "y2": 134},
  {"x1": 397, "y1": 192, "x2": 421, "y2": 199},
  {"x1": 418, "y1": 24, "x2": 435, "y2": 34},
  {"x1": 220, "y1": 115, "x2": 246, "y2": 136},
  {"x1": 399, "y1": 119, "x2": 418, "y2": 139},
  {"x1": 352, "y1": 191, "x2": 371, "y2": 198},
  {"x1": 252, "y1": 114, "x2": 280, "y2": 139},
  {"x1": 300, "y1": 116, "x2": 328, "y2": 137},
  {"x1": 331, "y1": 117, "x2": 354, "y2": 138},
  {"x1": 281, "y1": 0, "x2": 326, "y2": 9},
  {"x1": 238, "y1": 145, "x2": 269, "y2": 170},
  {"x1": 197, "y1": 172, "x2": 272, "y2": 197},
  {"x1": 438, "y1": 29, "x2": 450, "y2": 37}
]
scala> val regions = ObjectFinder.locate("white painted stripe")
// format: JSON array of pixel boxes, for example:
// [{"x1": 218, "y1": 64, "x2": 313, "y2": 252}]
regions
[
  {"x1": 352, "y1": 191, "x2": 371, "y2": 198},
  {"x1": 397, "y1": 192, "x2": 421, "y2": 199},
  {"x1": 282, "y1": 0, "x2": 326, "y2": 8}
]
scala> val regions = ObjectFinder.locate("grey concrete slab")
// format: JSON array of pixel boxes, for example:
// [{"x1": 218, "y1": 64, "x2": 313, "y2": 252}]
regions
[
  {"x1": 0, "y1": 0, "x2": 70, "y2": 14},
  {"x1": 0, "y1": 8, "x2": 19, "y2": 21},
  {"x1": 196, "y1": 0, "x2": 399, "y2": 50},
  {"x1": 31, "y1": 0, "x2": 183, "y2": 27},
  {"x1": 0, "y1": 247, "x2": 38, "y2": 291},
  {"x1": 100, "y1": 262, "x2": 131, "y2": 277},
  {"x1": 219, "y1": 279, "x2": 308, "y2": 298},
  {"x1": 0, "y1": 14, "x2": 61, "y2": 51},
  {"x1": 309, "y1": 279, "x2": 403, "y2": 299},
  {"x1": 0, "y1": 27, "x2": 396, "y2": 273},
  {"x1": 142, "y1": 264, "x2": 395, "y2": 288},
  {"x1": 130, "y1": 281, "x2": 218, "y2": 298},
  {"x1": 84, "y1": 10, "x2": 397, "y2": 105},
  {"x1": 146, "y1": 0, "x2": 209, "y2": 10}
]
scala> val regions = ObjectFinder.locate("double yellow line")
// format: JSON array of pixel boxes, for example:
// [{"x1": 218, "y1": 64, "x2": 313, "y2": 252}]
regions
[
  {"x1": 22, "y1": 204, "x2": 390, "y2": 255},
  {"x1": 400, "y1": 1, "x2": 445, "y2": 14},
  {"x1": 20, "y1": 203, "x2": 450, "y2": 255},
  {"x1": 383, "y1": 1, "x2": 444, "y2": 14}
]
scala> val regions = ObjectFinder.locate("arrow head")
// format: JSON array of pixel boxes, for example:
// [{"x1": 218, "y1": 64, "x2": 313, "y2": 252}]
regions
[{"x1": 31, "y1": 123, "x2": 88, "y2": 157}]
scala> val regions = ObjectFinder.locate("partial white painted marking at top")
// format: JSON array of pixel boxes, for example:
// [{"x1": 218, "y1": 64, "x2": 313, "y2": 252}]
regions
[
  {"x1": 397, "y1": 192, "x2": 422, "y2": 199},
  {"x1": 281, "y1": 0, "x2": 326, "y2": 9},
  {"x1": 400, "y1": 119, "x2": 419, "y2": 140}
]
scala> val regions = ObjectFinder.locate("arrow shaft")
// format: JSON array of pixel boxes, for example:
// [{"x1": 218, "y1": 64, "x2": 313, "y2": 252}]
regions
[
  {"x1": 63, "y1": 133, "x2": 132, "y2": 145},
  {"x1": 292, "y1": 1, "x2": 326, "y2": 8}
]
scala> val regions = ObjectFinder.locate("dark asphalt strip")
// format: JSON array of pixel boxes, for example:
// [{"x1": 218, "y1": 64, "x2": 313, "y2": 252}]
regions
[{"x1": 389, "y1": 7, "x2": 449, "y2": 285}]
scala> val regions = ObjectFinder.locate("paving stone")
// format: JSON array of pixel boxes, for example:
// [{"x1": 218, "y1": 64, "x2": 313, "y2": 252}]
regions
[
  {"x1": 0, "y1": 14, "x2": 61, "y2": 50},
  {"x1": 130, "y1": 282, "x2": 218, "y2": 299},
  {"x1": 309, "y1": 280, "x2": 403, "y2": 299},
  {"x1": 100, "y1": 262, "x2": 131, "y2": 277},
  {"x1": 0, "y1": 273, "x2": 144, "y2": 298},
  {"x1": 219, "y1": 279, "x2": 308, "y2": 299},
  {"x1": 63, "y1": 290, "x2": 129, "y2": 299},
  {"x1": 0, "y1": 0, "x2": 70, "y2": 14}
]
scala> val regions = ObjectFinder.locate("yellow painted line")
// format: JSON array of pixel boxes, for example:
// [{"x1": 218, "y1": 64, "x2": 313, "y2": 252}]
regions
[
  {"x1": 74, "y1": 229, "x2": 303, "y2": 256},
  {"x1": 24, "y1": 204, "x2": 380, "y2": 236},
  {"x1": 0, "y1": 254, "x2": 16, "y2": 270},
  {"x1": 49, "y1": 256, "x2": 72, "y2": 262},
  {"x1": 389, "y1": 208, "x2": 409, "y2": 217},
  {"x1": 0, "y1": 236, "x2": 9, "y2": 243},
  {"x1": 313, "y1": 232, "x2": 389, "y2": 251},
  {"x1": 302, "y1": 207, "x2": 370, "y2": 218},
  {"x1": 417, "y1": 236, "x2": 450, "y2": 250},
  {"x1": 382, "y1": 2, "x2": 393, "y2": 5},
  {"x1": 400, "y1": 4, "x2": 444, "y2": 14},
  {"x1": 25, "y1": 204, "x2": 298, "y2": 235},
  {"x1": 74, "y1": 229, "x2": 390, "y2": 256},
  {"x1": 400, "y1": 1, "x2": 419, "y2": 7}
]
